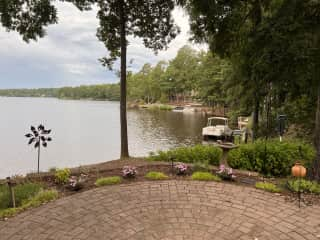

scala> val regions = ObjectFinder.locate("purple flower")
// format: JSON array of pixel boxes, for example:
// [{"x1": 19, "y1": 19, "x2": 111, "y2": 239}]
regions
[
  {"x1": 175, "y1": 163, "x2": 188, "y2": 175},
  {"x1": 216, "y1": 164, "x2": 236, "y2": 180},
  {"x1": 68, "y1": 174, "x2": 87, "y2": 189},
  {"x1": 122, "y1": 166, "x2": 137, "y2": 178}
]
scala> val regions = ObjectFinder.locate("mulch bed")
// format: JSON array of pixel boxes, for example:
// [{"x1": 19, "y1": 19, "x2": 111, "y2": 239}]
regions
[{"x1": 3, "y1": 158, "x2": 320, "y2": 206}]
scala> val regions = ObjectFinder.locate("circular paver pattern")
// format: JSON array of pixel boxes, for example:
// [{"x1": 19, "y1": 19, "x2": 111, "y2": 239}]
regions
[{"x1": 1, "y1": 180, "x2": 320, "y2": 240}]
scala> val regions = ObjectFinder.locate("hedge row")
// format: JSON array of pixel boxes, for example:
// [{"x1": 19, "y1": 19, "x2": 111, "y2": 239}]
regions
[
  {"x1": 148, "y1": 145, "x2": 222, "y2": 166},
  {"x1": 228, "y1": 140, "x2": 315, "y2": 176}
]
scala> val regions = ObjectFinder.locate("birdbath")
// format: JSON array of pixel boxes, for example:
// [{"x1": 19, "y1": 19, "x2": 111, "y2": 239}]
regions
[{"x1": 212, "y1": 141, "x2": 238, "y2": 166}]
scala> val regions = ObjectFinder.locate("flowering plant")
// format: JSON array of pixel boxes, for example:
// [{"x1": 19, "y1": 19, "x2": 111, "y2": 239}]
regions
[
  {"x1": 216, "y1": 164, "x2": 236, "y2": 180},
  {"x1": 122, "y1": 166, "x2": 137, "y2": 178},
  {"x1": 68, "y1": 174, "x2": 87, "y2": 191},
  {"x1": 175, "y1": 163, "x2": 188, "y2": 175}
]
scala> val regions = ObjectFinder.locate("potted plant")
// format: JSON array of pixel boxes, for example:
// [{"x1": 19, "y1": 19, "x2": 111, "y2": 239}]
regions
[
  {"x1": 216, "y1": 164, "x2": 236, "y2": 181},
  {"x1": 68, "y1": 174, "x2": 88, "y2": 191},
  {"x1": 122, "y1": 166, "x2": 137, "y2": 178},
  {"x1": 175, "y1": 163, "x2": 188, "y2": 175}
]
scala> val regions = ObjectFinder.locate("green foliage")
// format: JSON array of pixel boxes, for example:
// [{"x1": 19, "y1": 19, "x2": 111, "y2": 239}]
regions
[
  {"x1": 57, "y1": 84, "x2": 120, "y2": 101},
  {"x1": 55, "y1": 168, "x2": 71, "y2": 185},
  {"x1": 0, "y1": 182, "x2": 42, "y2": 210},
  {"x1": 127, "y1": 46, "x2": 230, "y2": 105},
  {"x1": 0, "y1": 84, "x2": 121, "y2": 101},
  {"x1": 287, "y1": 179, "x2": 320, "y2": 194},
  {"x1": 22, "y1": 190, "x2": 58, "y2": 209},
  {"x1": 0, "y1": 207, "x2": 19, "y2": 219},
  {"x1": 0, "y1": 45, "x2": 231, "y2": 109},
  {"x1": 0, "y1": 88, "x2": 58, "y2": 98},
  {"x1": 148, "y1": 145, "x2": 222, "y2": 166},
  {"x1": 196, "y1": 51, "x2": 231, "y2": 106},
  {"x1": 0, "y1": 189, "x2": 58, "y2": 219},
  {"x1": 192, "y1": 161, "x2": 211, "y2": 172},
  {"x1": 145, "y1": 172, "x2": 168, "y2": 180},
  {"x1": 191, "y1": 172, "x2": 221, "y2": 182},
  {"x1": 159, "y1": 105, "x2": 173, "y2": 111},
  {"x1": 95, "y1": 176, "x2": 122, "y2": 187},
  {"x1": 255, "y1": 182, "x2": 282, "y2": 193},
  {"x1": 228, "y1": 140, "x2": 315, "y2": 176},
  {"x1": 96, "y1": 1, "x2": 179, "y2": 69},
  {"x1": 0, "y1": 0, "x2": 58, "y2": 42},
  {"x1": 48, "y1": 167, "x2": 57, "y2": 173},
  {"x1": 181, "y1": 0, "x2": 320, "y2": 179}
]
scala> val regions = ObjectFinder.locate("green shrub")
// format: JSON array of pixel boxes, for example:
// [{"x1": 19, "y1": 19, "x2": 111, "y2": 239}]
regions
[
  {"x1": 145, "y1": 172, "x2": 168, "y2": 180},
  {"x1": 255, "y1": 182, "x2": 282, "y2": 193},
  {"x1": 0, "y1": 208, "x2": 19, "y2": 218},
  {"x1": 287, "y1": 179, "x2": 320, "y2": 194},
  {"x1": 22, "y1": 190, "x2": 58, "y2": 209},
  {"x1": 228, "y1": 140, "x2": 315, "y2": 176},
  {"x1": 191, "y1": 172, "x2": 221, "y2": 181},
  {"x1": 0, "y1": 182, "x2": 42, "y2": 210},
  {"x1": 192, "y1": 161, "x2": 211, "y2": 172},
  {"x1": 48, "y1": 167, "x2": 57, "y2": 173},
  {"x1": 159, "y1": 105, "x2": 173, "y2": 111},
  {"x1": 95, "y1": 176, "x2": 122, "y2": 186},
  {"x1": 148, "y1": 145, "x2": 222, "y2": 166},
  {"x1": 147, "y1": 104, "x2": 173, "y2": 111},
  {"x1": 0, "y1": 189, "x2": 58, "y2": 219},
  {"x1": 55, "y1": 168, "x2": 71, "y2": 184}
]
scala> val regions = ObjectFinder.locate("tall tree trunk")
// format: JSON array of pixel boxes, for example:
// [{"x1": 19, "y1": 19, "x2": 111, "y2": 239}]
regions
[
  {"x1": 313, "y1": 77, "x2": 320, "y2": 181},
  {"x1": 119, "y1": 2, "x2": 129, "y2": 158},
  {"x1": 250, "y1": 0, "x2": 262, "y2": 142}
]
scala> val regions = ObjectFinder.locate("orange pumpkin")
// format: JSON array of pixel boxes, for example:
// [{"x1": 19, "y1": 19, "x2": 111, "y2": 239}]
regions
[{"x1": 291, "y1": 162, "x2": 306, "y2": 178}]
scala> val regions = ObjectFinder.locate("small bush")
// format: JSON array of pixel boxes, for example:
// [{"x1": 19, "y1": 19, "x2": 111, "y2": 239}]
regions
[
  {"x1": 148, "y1": 145, "x2": 222, "y2": 166},
  {"x1": 95, "y1": 176, "x2": 122, "y2": 186},
  {"x1": 55, "y1": 168, "x2": 71, "y2": 185},
  {"x1": 0, "y1": 182, "x2": 42, "y2": 209},
  {"x1": 0, "y1": 189, "x2": 58, "y2": 219},
  {"x1": 228, "y1": 140, "x2": 315, "y2": 176},
  {"x1": 22, "y1": 190, "x2": 58, "y2": 209},
  {"x1": 159, "y1": 105, "x2": 173, "y2": 111},
  {"x1": 0, "y1": 208, "x2": 19, "y2": 219},
  {"x1": 145, "y1": 172, "x2": 168, "y2": 180},
  {"x1": 255, "y1": 182, "x2": 282, "y2": 193},
  {"x1": 48, "y1": 167, "x2": 56, "y2": 172},
  {"x1": 192, "y1": 161, "x2": 211, "y2": 172},
  {"x1": 191, "y1": 172, "x2": 221, "y2": 182},
  {"x1": 287, "y1": 179, "x2": 320, "y2": 194}
]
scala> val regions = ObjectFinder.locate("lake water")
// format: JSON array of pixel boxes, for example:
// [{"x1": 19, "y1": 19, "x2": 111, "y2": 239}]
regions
[{"x1": 0, "y1": 97, "x2": 207, "y2": 178}]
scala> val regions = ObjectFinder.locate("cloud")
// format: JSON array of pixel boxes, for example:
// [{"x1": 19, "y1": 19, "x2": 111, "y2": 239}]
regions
[{"x1": 0, "y1": 3, "x2": 206, "y2": 89}]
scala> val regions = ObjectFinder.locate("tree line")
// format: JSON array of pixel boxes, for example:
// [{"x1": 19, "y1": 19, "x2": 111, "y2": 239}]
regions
[
  {"x1": 0, "y1": 84, "x2": 120, "y2": 101},
  {"x1": 0, "y1": 45, "x2": 229, "y2": 105},
  {"x1": 127, "y1": 45, "x2": 230, "y2": 106}
]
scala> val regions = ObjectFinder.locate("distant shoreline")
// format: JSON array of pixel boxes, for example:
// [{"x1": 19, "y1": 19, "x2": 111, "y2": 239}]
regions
[{"x1": 0, "y1": 95, "x2": 119, "y2": 102}]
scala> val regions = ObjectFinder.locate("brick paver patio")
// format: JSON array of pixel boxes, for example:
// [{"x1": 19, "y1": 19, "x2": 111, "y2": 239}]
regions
[{"x1": 1, "y1": 180, "x2": 320, "y2": 240}]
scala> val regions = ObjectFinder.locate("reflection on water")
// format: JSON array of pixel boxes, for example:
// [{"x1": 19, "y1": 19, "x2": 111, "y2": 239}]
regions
[
  {"x1": 128, "y1": 109, "x2": 207, "y2": 155},
  {"x1": 0, "y1": 97, "x2": 207, "y2": 177}
]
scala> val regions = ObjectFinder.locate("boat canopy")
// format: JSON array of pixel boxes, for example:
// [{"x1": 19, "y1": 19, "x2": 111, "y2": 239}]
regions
[{"x1": 208, "y1": 117, "x2": 228, "y2": 121}]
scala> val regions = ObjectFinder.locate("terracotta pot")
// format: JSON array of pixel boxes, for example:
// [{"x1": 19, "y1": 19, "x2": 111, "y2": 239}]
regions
[{"x1": 291, "y1": 162, "x2": 306, "y2": 178}]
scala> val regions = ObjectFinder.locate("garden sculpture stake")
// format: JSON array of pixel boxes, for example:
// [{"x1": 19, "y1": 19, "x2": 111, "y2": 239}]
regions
[{"x1": 25, "y1": 125, "x2": 52, "y2": 174}]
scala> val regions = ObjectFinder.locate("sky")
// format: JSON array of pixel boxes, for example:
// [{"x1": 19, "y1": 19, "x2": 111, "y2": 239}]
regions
[{"x1": 0, "y1": 2, "x2": 205, "y2": 89}]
